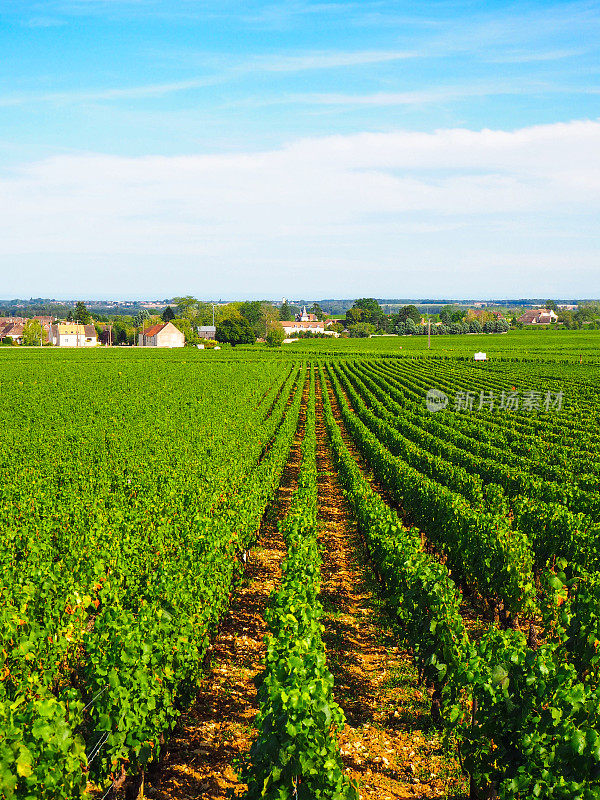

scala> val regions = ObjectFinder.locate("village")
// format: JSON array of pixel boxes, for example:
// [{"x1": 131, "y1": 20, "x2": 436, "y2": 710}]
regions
[
  {"x1": 0, "y1": 305, "x2": 337, "y2": 347},
  {"x1": 0, "y1": 300, "x2": 591, "y2": 347}
]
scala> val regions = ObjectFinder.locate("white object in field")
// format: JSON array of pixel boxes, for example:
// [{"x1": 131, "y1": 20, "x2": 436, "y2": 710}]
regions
[
  {"x1": 197, "y1": 344, "x2": 205, "y2": 349},
  {"x1": 214, "y1": 346, "x2": 221, "y2": 350},
  {"x1": 474, "y1": 352, "x2": 487, "y2": 361}
]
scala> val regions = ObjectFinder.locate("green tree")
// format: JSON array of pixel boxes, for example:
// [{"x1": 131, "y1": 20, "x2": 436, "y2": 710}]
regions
[
  {"x1": 310, "y1": 303, "x2": 324, "y2": 321},
  {"x1": 545, "y1": 299, "x2": 558, "y2": 312},
  {"x1": 345, "y1": 307, "x2": 364, "y2": 327},
  {"x1": 216, "y1": 318, "x2": 256, "y2": 346},
  {"x1": 376, "y1": 314, "x2": 393, "y2": 333},
  {"x1": 133, "y1": 310, "x2": 151, "y2": 344},
  {"x1": 575, "y1": 302, "x2": 600, "y2": 322},
  {"x1": 239, "y1": 300, "x2": 278, "y2": 338},
  {"x1": 74, "y1": 301, "x2": 91, "y2": 325},
  {"x1": 398, "y1": 305, "x2": 422, "y2": 325},
  {"x1": 348, "y1": 322, "x2": 375, "y2": 338},
  {"x1": 279, "y1": 301, "x2": 294, "y2": 320},
  {"x1": 172, "y1": 296, "x2": 199, "y2": 318},
  {"x1": 353, "y1": 298, "x2": 380, "y2": 315},
  {"x1": 162, "y1": 306, "x2": 175, "y2": 322},
  {"x1": 557, "y1": 310, "x2": 573, "y2": 326},
  {"x1": 265, "y1": 324, "x2": 286, "y2": 347},
  {"x1": 22, "y1": 319, "x2": 43, "y2": 346},
  {"x1": 439, "y1": 306, "x2": 454, "y2": 325},
  {"x1": 114, "y1": 323, "x2": 131, "y2": 345},
  {"x1": 352, "y1": 297, "x2": 385, "y2": 328},
  {"x1": 260, "y1": 302, "x2": 281, "y2": 336},
  {"x1": 239, "y1": 300, "x2": 262, "y2": 325}
]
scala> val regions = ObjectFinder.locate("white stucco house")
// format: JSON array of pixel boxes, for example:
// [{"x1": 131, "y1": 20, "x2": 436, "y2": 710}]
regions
[{"x1": 50, "y1": 323, "x2": 98, "y2": 347}]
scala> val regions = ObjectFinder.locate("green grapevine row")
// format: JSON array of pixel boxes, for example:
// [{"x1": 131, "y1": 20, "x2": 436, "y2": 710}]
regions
[
  {"x1": 0, "y1": 360, "x2": 303, "y2": 797},
  {"x1": 243, "y1": 369, "x2": 356, "y2": 800},
  {"x1": 324, "y1": 363, "x2": 535, "y2": 617},
  {"x1": 346, "y1": 361, "x2": 600, "y2": 572}
]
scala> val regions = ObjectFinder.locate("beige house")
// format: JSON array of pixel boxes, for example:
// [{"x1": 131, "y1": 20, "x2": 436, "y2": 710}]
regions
[
  {"x1": 138, "y1": 322, "x2": 185, "y2": 347},
  {"x1": 50, "y1": 323, "x2": 97, "y2": 347},
  {"x1": 280, "y1": 319, "x2": 326, "y2": 335}
]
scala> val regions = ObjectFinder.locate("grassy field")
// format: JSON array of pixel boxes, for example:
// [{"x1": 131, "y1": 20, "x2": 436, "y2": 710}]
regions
[{"x1": 281, "y1": 327, "x2": 600, "y2": 361}]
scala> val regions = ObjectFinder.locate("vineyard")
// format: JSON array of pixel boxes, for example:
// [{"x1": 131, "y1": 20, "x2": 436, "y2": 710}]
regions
[{"x1": 2, "y1": 344, "x2": 600, "y2": 799}]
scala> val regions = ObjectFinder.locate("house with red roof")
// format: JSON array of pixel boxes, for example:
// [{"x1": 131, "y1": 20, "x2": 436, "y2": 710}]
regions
[{"x1": 138, "y1": 321, "x2": 184, "y2": 347}]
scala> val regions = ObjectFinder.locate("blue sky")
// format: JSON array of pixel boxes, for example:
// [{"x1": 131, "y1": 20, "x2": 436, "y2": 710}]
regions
[{"x1": 1, "y1": 1, "x2": 599, "y2": 299}]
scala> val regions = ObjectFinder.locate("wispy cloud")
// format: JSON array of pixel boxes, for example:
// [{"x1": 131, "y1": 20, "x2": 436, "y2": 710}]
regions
[
  {"x1": 486, "y1": 48, "x2": 588, "y2": 64},
  {"x1": 0, "y1": 48, "x2": 418, "y2": 108},
  {"x1": 4, "y1": 70, "x2": 597, "y2": 112},
  {"x1": 421, "y1": 1, "x2": 600, "y2": 59},
  {"x1": 24, "y1": 16, "x2": 68, "y2": 27},
  {"x1": 0, "y1": 77, "x2": 223, "y2": 108},
  {"x1": 249, "y1": 49, "x2": 417, "y2": 72},
  {"x1": 231, "y1": 81, "x2": 600, "y2": 109}
]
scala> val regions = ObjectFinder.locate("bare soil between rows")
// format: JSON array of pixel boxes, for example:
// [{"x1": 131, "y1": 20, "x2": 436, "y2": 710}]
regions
[{"x1": 315, "y1": 376, "x2": 464, "y2": 800}]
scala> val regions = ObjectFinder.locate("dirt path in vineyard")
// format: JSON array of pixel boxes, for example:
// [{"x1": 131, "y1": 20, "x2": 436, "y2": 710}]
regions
[
  {"x1": 315, "y1": 377, "x2": 465, "y2": 800},
  {"x1": 143, "y1": 376, "x2": 309, "y2": 800},
  {"x1": 324, "y1": 366, "x2": 488, "y2": 642}
]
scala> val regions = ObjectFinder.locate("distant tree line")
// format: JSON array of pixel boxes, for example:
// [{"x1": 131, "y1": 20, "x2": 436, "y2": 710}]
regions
[{"x1": 340, "y1": 298, "x2": 511, "y2": 337}]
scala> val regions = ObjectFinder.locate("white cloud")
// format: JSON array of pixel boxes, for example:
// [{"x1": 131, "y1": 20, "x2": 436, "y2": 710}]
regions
[{"x1": 1, "y1": 119, "x2": 599, "y2": 296}]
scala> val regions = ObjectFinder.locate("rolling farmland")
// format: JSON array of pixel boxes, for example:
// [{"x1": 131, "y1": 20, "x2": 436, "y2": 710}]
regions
[{"x1": 2, "y1": 340, "x2": 600, "y2": 800}]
